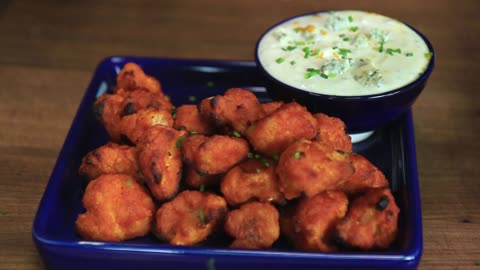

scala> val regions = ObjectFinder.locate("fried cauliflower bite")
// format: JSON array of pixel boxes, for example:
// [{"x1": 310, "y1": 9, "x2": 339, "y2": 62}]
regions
[
  {"x1": 188, "y1": 135, "x2": 250, "y2": 175},
  {"x1": 93, "y1": 92, "x2": 125, "y2": 142},
  {"x1": 78, "y1": 143, "x2": 139, "y2": 180},
  {"x1": 174, "y1": 104, "x2": 216, "y2": 135},
  {"x1": 137, "y1": 125, "x2": 185, "y2": 201},
  {"x1": 120, "y1": 88, "x2": 173, "y2": 117},
  {"x1": 184, "y1": 166, "x2": 220, "y2": 188},
  {"x1": 224, "y1": 202, "x2": 280, "y2": 249},
  {"x1": 120, "y1": 108, "x2": 174, "y2": 145},
  {"x1": 75, "y1": 174, "x2": 155, "y2": 242},
  {"x1": 116, "y1": 62, "x2": 162, "y2": 94},
  {"x1": 181, "y1": 134, "x2": 208, "y2": 165},
  {"x1": 281, "y1": 191, "x2": 348, "y2": 252},
  {"x1": 336, "y1": 153, "x2": 389, "y2": 195},
  {"x1": 221, "y1": 159, "x2": 284, "y2": 205},
  {"x1": 198, "y1": 88, "x2": 265, "y2": 134},
  {"x1": 313, "y1": 113, "x2": 352, "y2": 153},
  {"x1": 154, "y1": 190, "x2": 227, "y2": 246},
  {"x1": 261, "y1": 101, "x2": 284, "y2": 115},
  {"x1": 246, "y1": 102, "x2": 318, "y2": 157},
  {"x1": 336, "y1": 188, "x2": 399, "y2": 250},
  {"x1": 276, "y1": 139, "x2": 354, "y2": 200}
]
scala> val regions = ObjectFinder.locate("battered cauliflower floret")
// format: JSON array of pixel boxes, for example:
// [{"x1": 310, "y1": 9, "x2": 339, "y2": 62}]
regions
[
  {"x1": 154, "y1": 190, "x2": 227, "y2": 246},
  {"x1": 281, "y1": 191, "x2": 348, "y2": 252},
  {"x1": 116, "y1": 62, "x2": 162, "y2": 94},
  {"x1": 120, "y1": 108, "x2": 174, "y2": 145},
  {"x1": 336, "y1": 188, "x2": 400, "y2": 250},
  {"x1": 246, "y1": 102, "x2": 318, "y2": 157},
  {"x1": 137, "y1": 125, "x2": 185, "y2": 201},
  {"x1": 75, "y1": 174, "x2": 155, "y2": 242},
  {"x1": 198, "y1": 88, "x2": 265, "y2": 134},
  {"x1": 184, "y1": 134, "x2": 250, "y2": 175},
  {"x1": 93, "y1": 92, "x2": 125, "y2": 142},
  {"x1": 120, "y1": 88, "x2": 173, "y2": 117},
  {"x1": 313, "y1": 113, "x2": 352, "y2": 152},
  {"x1": 174, "y1": 104, "x2": 216, "y2": 135},
  {"x1": 336, "y1": 153, "x2": 389, "y2": 195},
  {"x1": 221, "y1": 158, "x2": 284, "y2": 205},
  {"x1": 78, "y1": 142, "x2": 139, "y2": 180},
  {"x1": 261, "y1": 101, "x2": 284, "y2": 115},
  {"x1": 224, "y1": 201, "x2": 280, "y2": 249},
  {"x1": 276, "y1": 139, "x2": 354, "y2": 199}
]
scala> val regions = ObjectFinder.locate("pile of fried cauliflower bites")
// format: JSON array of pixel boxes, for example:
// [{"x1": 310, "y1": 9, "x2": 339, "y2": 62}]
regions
[{"x1": 75, "y1": 62, "x2": 400, "y2": 251}]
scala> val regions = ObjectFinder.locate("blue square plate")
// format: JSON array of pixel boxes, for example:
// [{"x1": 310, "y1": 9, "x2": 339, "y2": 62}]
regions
[{"x1": 33, "y1": 56, "x2": 423, "y2": 270}]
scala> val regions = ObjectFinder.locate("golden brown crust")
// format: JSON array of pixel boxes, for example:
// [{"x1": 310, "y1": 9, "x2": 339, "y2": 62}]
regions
[
  {"x1": 116, "y1": 62, "x2": 162, "y2": 94},
  {"x1": 75, "y1": 174, "x2": 155, "y2": 242},
  {"x1": 221, "y1": 159, "x2": 284, "y2": 205},
  {"x1": 224, "y1": 202, "x2": 280, "y2": 249},
  {"x1": 78, "y1": 142, "x2": 139, "y2": 180},
  {"x1": 276, "y1": 139, "x2": 354, "y2": 200},
  {"x1": 120, "y1": 88, "x2": 173, "y2": 116},
  {"x1": 154, "y1": 190, "x2": 227, "y2": 246},
  {"x1": 137, "y1": 125, "x2": 184, "y2": 201},
  {"x1": 246, "y1": 102, "x2": 318, "y2": 156},
  {"x1": 336, "y1": 153, "x2": 389, "y2": 195},
  {"x1": 184, "y1": 165, "x2": 221, "y2": 188},
  {"x1": 93, "y1": 93, "x2": 125, "y2": 142},
  {"x1": 313, "y1": 113, "x2": 352, "y2": 152},
  {"x1": 336, "y1": 188, "x2": 399, "y2": 250},
  {"x1": 261, "y1": 101, "x2": 284, "y2": 115},
  {"x1": 174, "y1": 104, "x2": 216, "y2": 135},
  {"x1": 120, "y1": 108, "x2": 174, "y2": 145}
]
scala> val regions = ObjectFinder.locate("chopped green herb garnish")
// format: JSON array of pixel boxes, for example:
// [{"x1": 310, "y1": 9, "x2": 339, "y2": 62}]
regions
[
  {"x1": 294, "y1": 151, "x2": 302, "y2": 159},
  {"x1": 276, "y1": 57, "x2": 285, "y2": 64},
  {"x1": 273, "y1": 154, "x2": 280, "y2": 161},
  {"x1": 176, "y1": 136, "x2": 186, "y2": 149},
  {"x1": 405, "y1": 52, "x2": 414, "y2": 57},
  {"x1": 290, "y1": 60, "x2": 296, "y2": 65},
  {"x1": 260, "y1": 158, "x2": 270, "y2": 168},
  {"x1": 198, "y1": 209, "x2": 205, "y2": 224},
  {"x1": 348, "y1": 15, "x2": 353, "y2": 22},
  {"x1": 310, "y1": 48, "x2": 320, "y2": 57},
  {"x1": 386, "y1": 48, "x2": 402, "y2": 55},
  {"x1": 206, "y1": 81, "x2": 215, "y2": 87},
  {"x1": 337, "y1": 48, "x2": 351, "y2": 58},
  {"x1": 343, "y1": 37, "x2": 350, "y2": 41},
  {"x1": 302, "y1": 47, "x2": 311, "y2": 58},
  {"x1": 189, "y1": 130, "x2": 198, "y2": 135},
  {"x1": 199, "y1": 184, "x2": 205, "y2": 192},
  {"x1": 378, "y1": 40, "x2": 385, "y2": 53},
  {"x1": 282, "y1": 46, "x2": 297, "y2": 51},
  {"x1": 207, "y1": 258, "x2": 216, "y2": 270},
  {"x1": 172, "y1": 112, "x2": 176, "y2": 119},
  {"x1": 295, "y1": 41, "x2": 306, "y2": 46},
  {"x1": 305, "y1": 68, "x2": 321, "y2": 79},
  {"x1": 124, "y1": 180, "x2": 134, "y2": 187},
  {"x1": 320, "y1": 73, "x2": 329, "y2": 79},
  {"x1": 339, "y1": 34, "x2": 346, "y2": 38},
  {"x1": 232, "y1": 131, "x2": 241, "y2": 138},
  {"x1": 188, "y1": 95, "x2": 197, "y2": 102},
  {"x1": 247, "y1": 152, "x2": 254, "y2": 159},
  {"x1": 349, "y1": 26, "x2": 359, "y2": 32},
  {"x1": 418, "y1": 72, "x2": 424, "y2": 77},
  {"x1": 425, "y1": 52, "x2": 433, "y2": 58}
]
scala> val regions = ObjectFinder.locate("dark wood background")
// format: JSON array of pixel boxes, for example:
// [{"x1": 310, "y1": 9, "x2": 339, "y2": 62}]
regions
[{"x1": 1, "y1": 0, "x2": 479, "y2": 269}]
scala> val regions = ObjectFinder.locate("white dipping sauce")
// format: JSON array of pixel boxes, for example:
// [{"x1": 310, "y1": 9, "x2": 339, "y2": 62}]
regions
[{"x1": 257, "y1": 10, "x2": 432, "y2": 96}]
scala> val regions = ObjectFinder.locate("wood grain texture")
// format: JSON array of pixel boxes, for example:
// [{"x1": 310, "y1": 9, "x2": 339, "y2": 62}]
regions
[{"x1": 0, "y1": 1, "x2": 479, "y2": 269}]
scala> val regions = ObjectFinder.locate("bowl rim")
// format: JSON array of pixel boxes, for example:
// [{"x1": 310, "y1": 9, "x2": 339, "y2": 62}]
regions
[{"x1": 255, "y1": 10, "x2": 435, "y2": 101}]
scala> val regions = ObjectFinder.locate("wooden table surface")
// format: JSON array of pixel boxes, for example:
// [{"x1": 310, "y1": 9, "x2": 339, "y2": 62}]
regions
[{"x1": 1, "y1": 0, "x2": 479, "y2": 269}]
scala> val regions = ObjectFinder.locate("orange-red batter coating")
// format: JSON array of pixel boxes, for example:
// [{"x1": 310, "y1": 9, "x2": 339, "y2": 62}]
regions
[
  {"x1": 174, "y1": 104, "x2": 216, "y2": 135},
  {"x1": 246, "y1": 102, "x2": 318, "y2": 156},
  {"x1": 276, "y1": 139, "x2": 354, "y2": 199},
  {"x1": 313, "y1": 113, "x2": 352, "y2": 152},
  {"x1": 224, "y1": 202, "x2": 280, "y2": 249},
  {"x1": 336, "y1": 153, "x2": 389, "y2": 195},
  {"x1": 336, "y1": 188, "x2": 399, "y2": 250},
  {"x1": 116, "y1": 62, "x2": 162, "y2": 94},
  {"x1": 78, "y1": 142, "x2": 139, "y2": 180},
  {"x1": 137, "y1": 125, "x2": 184, "y2": 201},
  {"x1": 198, "y1": 88, "x2": 265, "y2": 134},
  {"x1": 120, "y1": 88, "x2": 173, "y2": 116},
  {"x1": 261, "y1": 101, "x2": 284, "y2": 115},
  {"x1": 281, "y1": 191, "x2": 348, "y2": 252},
  {"x1": 155, "y1": 190, "x2": 227, "y2": 246},
  {"x1": 120, "y1": 108, "x2": 174, "y2": 145},
  {"x1": 75, "y1": 174, "x2": 155, "y2": 242},
  {"x1": 184, "y1": 165, "x2": 220, "y2": 188},
  {"x1": 221, "y1": 158, "x2": 284, "y2": 205},
  {"x1": 93, "y1": 92, "x2": 125, "y2": 142}
]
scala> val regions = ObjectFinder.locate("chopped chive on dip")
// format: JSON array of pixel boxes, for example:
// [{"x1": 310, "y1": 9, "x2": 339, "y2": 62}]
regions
[
  {"x1": 282, "y1": 46, "x2": 297, "y2": 51},
  {"x1": 349, "y1": 26, "x2": 359, "y2": 32},
  {"x1": 348, "y1": 15, "x2": 353, "y2": 22},
  {"x1": 405, "y1": 52, "x2": 414, "y2": 57},
  {"x1": 290, "y1": 60, "x2": 296, "y2": 65},
  {"x1": 305, "y1": 68, "x2": 321, "y2": 79},
  {"x1": 386, "y1": 48, "x2": 401, "y2": 55},
  {"x1": 276, "y1": 57, "x2": 285, "y2": 64}
]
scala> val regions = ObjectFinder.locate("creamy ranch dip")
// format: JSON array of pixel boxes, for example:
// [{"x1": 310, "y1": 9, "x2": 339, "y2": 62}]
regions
[{"x1": 257, "y1": 10, "x2": 432, "y2": 96}]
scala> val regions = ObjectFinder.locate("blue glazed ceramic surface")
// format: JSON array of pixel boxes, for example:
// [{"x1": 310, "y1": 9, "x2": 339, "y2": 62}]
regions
[
  {"x1": 255, "y1": 11, "x2": 435, "y2": 133},
  {"x1": 33, "y1": 57, "x2": 423, "y2": 270}
]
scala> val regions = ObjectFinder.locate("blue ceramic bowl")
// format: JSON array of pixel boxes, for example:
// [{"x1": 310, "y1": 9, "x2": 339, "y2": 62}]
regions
[{"x1": 255, "y1": 11, "x2": 435, "y2": 134}]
